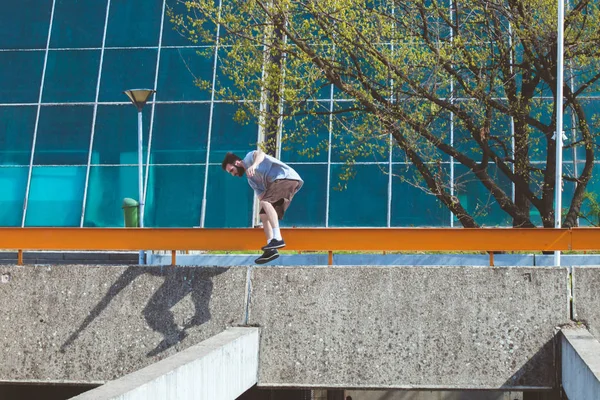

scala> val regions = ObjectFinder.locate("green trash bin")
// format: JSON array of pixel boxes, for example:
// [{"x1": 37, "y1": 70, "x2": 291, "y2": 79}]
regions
[{"x1": 122, "y1": 198, "x2": 139, "y2": 227}]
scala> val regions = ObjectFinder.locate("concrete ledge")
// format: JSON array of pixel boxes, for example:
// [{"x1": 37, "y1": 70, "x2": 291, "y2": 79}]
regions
[
  {"x1": 561, "y1": 327, "x2": 600, "y2": 400},
  {"x1": 572, "y1": 266, "x2": 600, "y2": 338},
  {"x1": 70, "y1": 327, "x2": 259, "y2": 400},
  {"x1": 249, "y1": 266, "x2": 569, "y2": 389}
]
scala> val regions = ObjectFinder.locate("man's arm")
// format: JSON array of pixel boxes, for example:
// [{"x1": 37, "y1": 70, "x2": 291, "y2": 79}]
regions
[{"x1": 246, "y1": 149, "x2": 265, "y2": 178}]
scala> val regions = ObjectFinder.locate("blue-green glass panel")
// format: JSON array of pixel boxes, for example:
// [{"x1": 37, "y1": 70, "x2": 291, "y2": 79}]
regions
[
  {"x1": 152, "y1": 103, "x2": 210, "y2": 164},
  {"x1": 144, "y1": 165, "x2": 204, "y2": 227},
  {"x1": 280, "y1": 163, "x2": 327, "y2": 227},
  {"x1": 209, "y1": 103, "x2": 258, "y2": 163},
  {"x1": 575, "y1": 163, "x2": 600, "y2": 227},
  {"x1": 280, "y1": 101, "x2": 330, "y2": 163},
  {"x1": 528, "y1": 99, "x2": 553, "y2": 162},
  {"x1": 452, "y1": 105, "x2": 511, "y2": 160},
  {"x1": 105, "y1": 0, "x2": 162, "y2": 47},
  {"x1": 93, "y1": 105, "x2": 150, "y2": 165},
  {"x1": 163, "y1": 0, "x2": 218, "y2": 46},
  {"x1": 391, "y1": 164, "x2": 450, "y2": 227},
  {"x1": 0, "y1": 106, "x2": 35, "y2": 166},
  {"x1": 99, "y1": 49, "x2": 157, "y2": 102},
  {"x1": 215, "y1": 46, "x2": 263, "y2": 101},
  {"x1": 83, "y1": 166, "x2": 139, "y2": 227},
  {"x1": 564, "y1": 99, "x2": 597, "y2": 162},
  {"x1": 329, "y1": 163, "x2": 388, "y2": 227},
  {"x1": 454, "y1": 164, "x2": 512, "y2": 227},
  {"x1": 0, "y1": 167, "x2": 27, "y2": 226},
  {"x1": 25, "y1": 166, "x2": 85, "y2": 227},
  {"x1": 0, "y1": 1, "x2": 51, "y2": 49},
  {"x1": 0, "y1": 51, "x2": 45, "y2": 103},
  {"x1": 50, "y1": 0, "x2": 107, "y2": 48},
  {"x1": 35, "y1": 105, "x2": 93, "y2": 165},
  {"x1": 330, "y1": 102, "x2": 389, "y2": 163},
  {"x1": 204, "y1": 165, "x2": 253, "y2": 228},
  {"x1": 43, "y1": 50, "x2": 100, "y2": 103},
  {"x1": 392, "y1": 107, "x2": 451, "y2": 162},
  {"x1": 157, "y1": 48, "x2": 214, "y2": 101}
]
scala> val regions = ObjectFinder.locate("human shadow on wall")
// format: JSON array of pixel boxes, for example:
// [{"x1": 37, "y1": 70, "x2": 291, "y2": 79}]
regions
[
  {"x1": 60, "y1": 266, "x2": 230, "y2": 357},
  {"x1": 501, "y1": 336, "x2": 559, "y2": 390}
]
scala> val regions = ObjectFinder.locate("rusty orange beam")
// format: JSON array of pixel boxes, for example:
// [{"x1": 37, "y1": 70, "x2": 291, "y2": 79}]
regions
[{"x1": 0, "y1": 227, "x2": 585, "y2": 252}]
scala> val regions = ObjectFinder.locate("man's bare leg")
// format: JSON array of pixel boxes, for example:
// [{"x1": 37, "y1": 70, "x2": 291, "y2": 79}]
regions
[
  {"x1": 259, "y1": 212, "x2": 273, "y2": 243},
  {"x1": 260, "y1": 200, "x2": 283, "y2": 242}
]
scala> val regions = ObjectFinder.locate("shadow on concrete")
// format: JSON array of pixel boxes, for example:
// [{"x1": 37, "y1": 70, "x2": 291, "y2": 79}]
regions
[
  {"x1": 60, "y1": 266, "x2": 229, "y2": 357},
  {"x1": 502, "y1": 336, "x2": 559, "y2": 392}
]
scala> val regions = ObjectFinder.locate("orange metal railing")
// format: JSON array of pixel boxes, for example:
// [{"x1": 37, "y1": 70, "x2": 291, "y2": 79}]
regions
[{"x1": 2, "y1": 227, "x2": 600, "y2": 266}]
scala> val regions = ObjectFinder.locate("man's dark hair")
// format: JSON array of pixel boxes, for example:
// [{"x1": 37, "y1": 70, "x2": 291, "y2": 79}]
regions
[{"x1": 221, "y1": 152, "x2": 241, "y2": 170}]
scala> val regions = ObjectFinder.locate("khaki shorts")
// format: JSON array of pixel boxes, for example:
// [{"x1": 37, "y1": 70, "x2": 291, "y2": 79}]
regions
[{"x1": 259, "y1": 179, "x2": 301, "y2": 220}]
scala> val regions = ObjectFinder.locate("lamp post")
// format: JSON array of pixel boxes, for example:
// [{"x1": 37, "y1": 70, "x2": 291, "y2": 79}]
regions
[
  {"x1": 124, "y1": 89, "x2": 156, "y2": 264},
  {"x1": 554, "y1": 0, "x2": 565, "y2": 266}
]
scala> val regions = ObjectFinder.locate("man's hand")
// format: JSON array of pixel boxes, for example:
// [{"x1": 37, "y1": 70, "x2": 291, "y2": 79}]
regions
[{"x1": 247, "y1": 164, "x2": 257, "y2": 177}]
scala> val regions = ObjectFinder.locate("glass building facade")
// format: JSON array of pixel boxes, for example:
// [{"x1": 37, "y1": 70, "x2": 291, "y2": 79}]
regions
[{"x1": 0, "y1": 0, "x2": 598, "y2": 228}]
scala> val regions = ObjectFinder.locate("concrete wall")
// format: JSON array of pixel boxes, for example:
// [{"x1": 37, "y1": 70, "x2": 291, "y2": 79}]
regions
[
  {"x1": 0, "y1": 264, "x2": 577, "y2": 390},
  {"x1": 572, "y1": 266, "x2": 600, "y2": 338},
  {"x1": 561, "y1": 327, "x2": 600, "y2": 400}
]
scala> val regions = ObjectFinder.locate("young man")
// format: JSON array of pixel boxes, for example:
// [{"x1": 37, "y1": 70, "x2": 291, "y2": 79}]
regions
[{"x1": 222, "y1": 149, "x2": 303, "y2": 264}]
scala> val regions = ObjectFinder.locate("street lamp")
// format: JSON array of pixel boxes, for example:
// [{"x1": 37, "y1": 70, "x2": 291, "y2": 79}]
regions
[{"x1": 124, "y1": 88, "x2": 156, "y2": 264}]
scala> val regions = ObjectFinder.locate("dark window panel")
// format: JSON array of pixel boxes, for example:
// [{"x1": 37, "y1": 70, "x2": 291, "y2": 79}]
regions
[
  {"x1": 280, "y1": 164, "x2": 327, "y2": 227},
  {"x1": 99, "y1": 49, "x2": 157, "y2": 102},
  {"x1": 83, "y1": 165, "x2": 139, "y2": 227},
  {"x1": 0, "y1": 106, "x2": 36, "y2": 166},
  {"x1": 151, "y1": 103, "x2": 210, "y2": 164},
  {"x1": 0, "y1": 51, "x2": 45, "y2": 103},
  {"x1": 50, "y1": 0, "x2": 108, "y2": 48},
  {"x1": 157, "y1": 47, "x2": 214, "y2": 101},
  {"x1": 280, "y1": 101, "x2": 330, "y2": 163},
  {"x1": 329, "y1": 164, "x2": 388, "y2": 227},
  {"x1": 209, "y1": 103, "x2": 258, "y2": 164},
  {"x1": 0, "y1": 167, "x2": 27, "y2": 226},
  {"x1": 105, "y1": 0, "x2": 162, "y2": 47},
  {"x1": 162, "y1": 0, "x2": 218, "y2": 46},
  {"x1": 391, "y1": 164, "x2": 450, "y2": 227},
  {"x1": 0, "y1": 0, "x2": 52, "y2": 49},
  {"x1": 204, "y1": 165, "x2": 253, "y2": 228},
  {"x1": 35, "y1": 105, "x2": 93, "y2": 165},
  {"x1": 42, "y1": 50, "x2": 100, "y2": 103},
  {"x1": 144, "y1": 165, "x2": 204, "y2": 227},
  {"x1": 93, "y1": 105, "x2": 150, "y2": 165},
  {"x1": 25, "y1": 166, "x2": 86, "y2": 227}
]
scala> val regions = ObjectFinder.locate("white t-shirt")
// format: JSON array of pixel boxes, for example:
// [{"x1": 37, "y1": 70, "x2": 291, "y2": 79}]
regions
[{"x1": 242, "y1": 151, "x2": 303, "y2": 197}]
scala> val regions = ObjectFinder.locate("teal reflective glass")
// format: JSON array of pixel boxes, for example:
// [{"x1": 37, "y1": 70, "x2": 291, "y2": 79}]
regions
[
  {"x1": 280, "y1": 101, "x2": 330, "y2": 163},
  {"x1": 391, "y1": 164, "x2": 450, "y2": 227},
  {"x1": 162, "y1": 0, "x2": 218, "y2": 46},
  {"x1": 453, "y1": 164, "x2": 512, "y2": 227},
  {"x1": 144, "y1": 165, "x2": 204, "y2": 227},
  {"x1": 42, "y1": 50, "x2": 100, "y2": 103},
  {"x1": 209, "y1": 103, "x2": 258, "y2": 163},
  {"x1": 575, "y1": 163, "x2": 600, "y2": 227},
  {"x1": 452, "y1": 106, "x2": 511, "y2": 160},
  {"x1": 528, "y1": 99, "x2": 553, "y2": 162},
  {"x1": 34, "y1": 105, "x2": 93, "y2": 165},
  {"x1": 25, "y1": 166, "x2": 86, "y2": 227},
  {"x1": 151, "y1": 103, "x2": 210, "y2": 164},
  {"x1": 280, "y1": 163, "x2": 327, "y2": 227},
  {"x1": 50, "y1": 0, "x2": 107, "y2": 48},
  {"x1": 0, "y1": 0, "x2": 51, "y2": 49},
  {"x1": 157, "y1": 48, "x2": 214, "y2": 101},
  {"x1": 0, "y1": 167, "x2": 27, "y2": 226},
  {"x1": 0, "y1": 106, "x2": 35, "y2": 166},
  {"x1": 93, "y1": 105, "x2": 150, "y2": 165},
  {"x1": 0, "y1": 51, "x2": 45, "y2": 103},
  {"x1": 392, "y1": 108, "x2": 452, "y2": 162},
  {"x1": 565, "y1": 99, "x2": 598, "y2": 162},
  {"x1": 330, "y1": 102, "x2": 389, "y2": 163},
  {"x1": 105, "y1": 0, "x2": 162, "y2": 47},
  {"x1": 99, "y1": 49, "x2": 157, "y2": 102},
  {"x1": 329, "y1": 163, "x2": 388, "y2": 226},
  {"x1": 204, "y1": 165, "x2": 253, "y2": 228},
  {"x1": 83, "y1": 166, "x2": 139, "y2": 227}
]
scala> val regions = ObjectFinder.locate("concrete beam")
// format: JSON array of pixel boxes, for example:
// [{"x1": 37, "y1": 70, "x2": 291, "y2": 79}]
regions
[
  {"x1": 249, "y1": 266, "x2": 569, "y2": 389},
  {"x1": 70, "y1": 327, "x2": 259, "y2": 400},
  {"x1": 561, "y1": 327, "x2": 600, "y2": 400}
]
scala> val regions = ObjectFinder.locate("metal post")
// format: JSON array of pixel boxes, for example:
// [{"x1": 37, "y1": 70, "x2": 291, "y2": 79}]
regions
[
  {"x1": 554, "y1": 0, "x2": 565, "y2": 267},
  {"x1": 137, "y1": 110, "x2": 145, "y2": 265}
]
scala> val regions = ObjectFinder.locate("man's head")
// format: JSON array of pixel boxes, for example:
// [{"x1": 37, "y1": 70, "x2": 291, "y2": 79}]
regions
[{"x1": 221, "y1": 152, "x2": 245, "y2": 177}]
